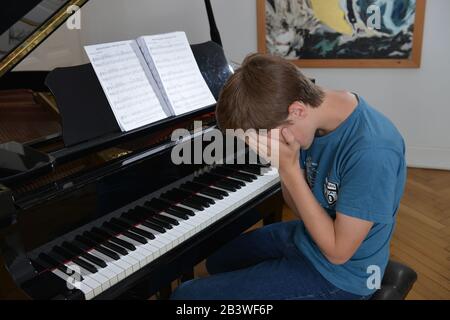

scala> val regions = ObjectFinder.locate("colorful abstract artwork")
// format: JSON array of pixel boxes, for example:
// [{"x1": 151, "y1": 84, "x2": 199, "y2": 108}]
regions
[{"x1": 257, "y1": 0, "x2": 426, "y2": 67}]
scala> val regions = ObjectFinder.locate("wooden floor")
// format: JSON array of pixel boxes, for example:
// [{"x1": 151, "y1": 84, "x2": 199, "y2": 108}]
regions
[
  {"x1": 191, "y1": 168, "x2": 450, "y2": 300},
  {"x1": 390, "y1": 168, "x2": 450, "y2": 300}
]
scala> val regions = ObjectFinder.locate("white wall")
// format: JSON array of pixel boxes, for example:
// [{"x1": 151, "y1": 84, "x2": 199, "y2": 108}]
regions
[{"x1": 15, "y1": 0, "x2": 450, "y2": 169}]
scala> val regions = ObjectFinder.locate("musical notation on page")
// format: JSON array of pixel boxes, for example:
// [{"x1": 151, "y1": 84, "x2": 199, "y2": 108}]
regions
[
  {"x1": 85, "y1": 40, "x2": 167, "y2": 132},
  {"x1": 139, "y1": 32, "x2": 216, "y2": 115}
]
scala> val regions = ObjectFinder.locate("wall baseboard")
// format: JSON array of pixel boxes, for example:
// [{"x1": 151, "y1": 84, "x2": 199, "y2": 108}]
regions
[{"x1": 406, "y1": 147, "x2": 450, "y2": 170}]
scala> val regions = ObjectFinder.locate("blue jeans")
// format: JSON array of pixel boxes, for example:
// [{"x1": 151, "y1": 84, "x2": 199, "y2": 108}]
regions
[{"x1": 171, "y1": 220, "x2": 370, "y2": 300}]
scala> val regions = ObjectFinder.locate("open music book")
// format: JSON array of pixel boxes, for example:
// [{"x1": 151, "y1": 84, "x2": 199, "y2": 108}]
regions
[{"x1": 84, "y1": 32, "x2": 216, "y2": 132}]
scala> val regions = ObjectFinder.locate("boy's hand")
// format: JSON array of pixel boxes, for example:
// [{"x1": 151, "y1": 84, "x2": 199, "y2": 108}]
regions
[
  {"x1": 275, "y1": 128, "x2": 302, "y2": 176},
  {"x1": 245, "y1": 128, "x2": 302, "y2": 177}
]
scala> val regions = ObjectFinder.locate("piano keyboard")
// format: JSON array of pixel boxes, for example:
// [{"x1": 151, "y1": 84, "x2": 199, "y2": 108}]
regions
[{"x1": 31, "y1": 164, "x2": 279, "y2": 300}]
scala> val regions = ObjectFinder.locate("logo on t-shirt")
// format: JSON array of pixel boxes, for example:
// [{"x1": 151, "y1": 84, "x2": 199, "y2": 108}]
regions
[
  {"x1": 324, "y1": 177, "x2": 339, "y2": 206},
  {"x1": 305, "y1": 156, "x2": 319, "y2": 188}
]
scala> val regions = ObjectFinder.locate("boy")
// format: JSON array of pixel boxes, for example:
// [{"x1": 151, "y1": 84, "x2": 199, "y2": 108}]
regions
[{"x1": 171, "y1": 53, "x2": 406, "y2": 300}]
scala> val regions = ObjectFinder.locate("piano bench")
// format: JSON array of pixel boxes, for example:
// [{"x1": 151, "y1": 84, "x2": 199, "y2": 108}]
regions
[{"x1": 370, "y1": 260, "x2": 417, "y2": 300}]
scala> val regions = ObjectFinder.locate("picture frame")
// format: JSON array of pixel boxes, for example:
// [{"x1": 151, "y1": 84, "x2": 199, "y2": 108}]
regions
[{"x1": 257, "y1": 0, "x2": 426, "y2": 68}]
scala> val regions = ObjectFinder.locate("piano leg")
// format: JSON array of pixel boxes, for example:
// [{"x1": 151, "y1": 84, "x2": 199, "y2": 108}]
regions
[
  {"x1": 157, "y1": 267, "x2": 193, "y2": 300},
  {"x1": 181, "y1": 269, "x2": 195, "y2": 283},
  {"x1": 260, "y1": 191, "x2": 284, "y2": 226},
  {"x1": 157, "y1": 285, "x2": 172, "y2": 300}
]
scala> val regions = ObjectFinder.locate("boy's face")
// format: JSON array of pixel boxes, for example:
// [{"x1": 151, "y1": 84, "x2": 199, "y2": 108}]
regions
[{"x1": 277, "y1": 102, "x2": 317, "y2": 150}]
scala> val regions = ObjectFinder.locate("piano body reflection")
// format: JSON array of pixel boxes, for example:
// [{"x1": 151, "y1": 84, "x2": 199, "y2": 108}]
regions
[{"x1": 0, "y1": 0, "x2": 283, "y2": 300}]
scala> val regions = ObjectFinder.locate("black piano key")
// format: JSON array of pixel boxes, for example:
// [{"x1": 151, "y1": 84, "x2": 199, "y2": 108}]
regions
[
  {"x1": 111, "y1": 218, "x2": 155, "y2": 240},
  {"x1": 84, "y1": 230, "x2": 129, "y2": 256},
  {"x1": 102, "y1": 241, "x2": 129, "y2": 256},
  {"x1": 161, "y1": 206, "x2": 190, "y2": 219},
  {"x1": 93, "y1": 245, "x2": 120, "y2": 261},
  {"x1": 92, "y1": 227, "x2": 136, "y2": 251},
  {"x1": 131, "y1": 226, "x2": 155, "y2": 240},
  {"x1": 191, "y1": 193, "x2": 215, "y2": 205},
  {"x1": 71, "y1": 257, "x2": 98, "y2": 274},
  {"x1": 210, "y1": 167, "x2": 246, "y2": 182},
  {"x1": 121, "y1": 231, "x2": 148, "y2": 244},
  {"x1": 226, "y1": 165, "x2": 259, "y2": 178},
  {"x1": 171, "y1": 188, "x2": 215, "y2": 206},
  {"x1": 196, "y1": 175, "x2": 238, "y2": 191},
  {"x1": 244, "y1": 164, "x2": 266, "y2": 174},
  {"x1": 164, "y1": 205, "x2": 195, "y2": 217},
  {"x1": 188, "y1": 180, "x2": 230, "y2": 196},
  {"x1": 217, "y1": 175, "x2": 246, "y2": 187},
  {"x1": 124, "y1": 209, "x2": 169, "y2": 230},
  {"x1": 131, "y1": 209, "x2": 171, "y2": 229},
  {"x1": 140, "y1": 219, "x2": 167, "y2": 233},
  {"x1": 213, "y1": 167, "x2": 255, "y2": 182},
  {"x1": 217, "y1": 174, "x2": 246, "y2": 186},
  {"x1": 211, "y1": 180, "x2": 237, "y2": 192},
  {"x1": 187, "y1": 184, "x2": 225, "y2": 199},
  {"x1": 122, "y1": 211, "x2": 165, "y2": 232},
  {"x1": 76, "y1": 235, "x2": 120, "y2": 261},
  {"x1": 110, "y1": 218, "x2": 155, "y2": 242},
  {"x1": 202, "y1": 188, "x2": 227, "y2": 199},
  {"x1": 53, "y1": 246, "x2": 98, "y2": 273},
  {"x1": 225, "y1": 164, "x2": 262, "y2": 175},
  {"x1": 103, "y1": 222, "x2": 147, "y2": 244},
  {"x1": 161, "y1": 189, "x2": 208, "y2": 208},
  {"x1": 153, "y1": 213, "x2": 179, "y2": 225},
  {"x1": 220, "y1": 167, "x2": 258, "y2": 181},
  {"x1": 146, "y1": 199, "x2": 192, "y2": 217},
  {"x1": 62, "y1": 242, "x2": 107, "y2": 268},
  {"x1": 179, "y1": 198, "x2": 205, "y2": 211},
  {"x1": 167, "y1": 204, "x2": 194, "y2": 216}
]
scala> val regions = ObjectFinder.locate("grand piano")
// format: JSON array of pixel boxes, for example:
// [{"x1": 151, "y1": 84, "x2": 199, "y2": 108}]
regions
[{"x1": 0, "y1": 0, "x2": 283, "y2": 299}]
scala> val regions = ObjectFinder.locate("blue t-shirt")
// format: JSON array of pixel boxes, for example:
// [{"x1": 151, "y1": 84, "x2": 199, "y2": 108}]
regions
[{"x1": 294, "y1": 95, "x2": 407, "y2": 296}]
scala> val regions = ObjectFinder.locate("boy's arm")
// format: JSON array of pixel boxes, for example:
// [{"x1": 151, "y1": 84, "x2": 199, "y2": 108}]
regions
[
  {"x1": 282, "y1": 167, "x2": 373, "y2": 265},
  {"x1": 268, "y1": 128, "x2": 373, "y2": 265}
]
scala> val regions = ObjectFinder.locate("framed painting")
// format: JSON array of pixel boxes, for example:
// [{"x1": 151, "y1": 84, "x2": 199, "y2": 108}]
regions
[{"x1": 257, "y1": 0, "x2": 426, "y2": 68}]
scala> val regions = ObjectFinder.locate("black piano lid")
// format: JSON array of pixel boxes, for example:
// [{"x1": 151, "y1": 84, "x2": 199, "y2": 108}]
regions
[
  {"x1": 0, "y1": 0, "x2": 233, "y2": 187},
  {"x1": 0, "y1": 0, "x2": 89, "y2": 78}
]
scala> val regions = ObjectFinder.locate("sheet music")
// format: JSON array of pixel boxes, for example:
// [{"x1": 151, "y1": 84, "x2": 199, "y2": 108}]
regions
[
  {"x1": 84, "y1": 40, "x2": 168, "y2": 132},
  {"x1": 138, "y1": 32, "x2": 216, "y2": 115}
]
